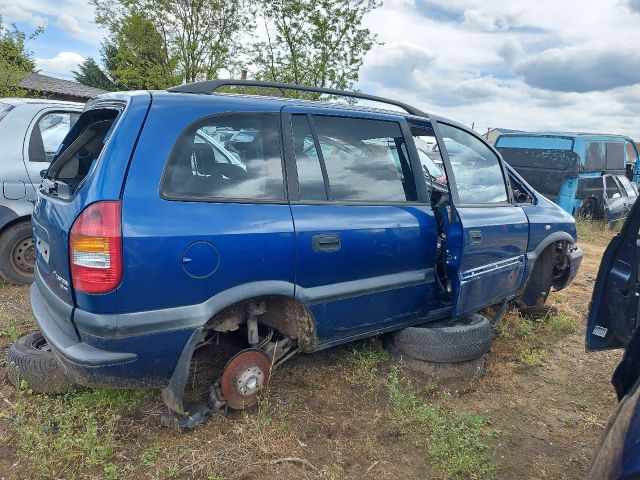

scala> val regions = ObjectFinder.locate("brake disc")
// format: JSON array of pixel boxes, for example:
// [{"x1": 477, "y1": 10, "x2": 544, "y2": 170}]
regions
[{"x1": 220, "y1": 348, "x2": 271, "y2": 410}]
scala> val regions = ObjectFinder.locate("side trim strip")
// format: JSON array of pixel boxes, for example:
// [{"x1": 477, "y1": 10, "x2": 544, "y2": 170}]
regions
[{"x1": 460, "y1": 256, "x2": 524, "y2": 282}]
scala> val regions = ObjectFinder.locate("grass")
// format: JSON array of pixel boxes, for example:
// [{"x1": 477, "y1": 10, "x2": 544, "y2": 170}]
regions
[
  {"x1": 494, "y1": 309, "x2": 576, "y2": 371},
  {"x1": 338, "y1": 338, "x2": 390, "y2": 386},
  {"x1": 575, "y1": 218, "x2": 619, "y2": 245},
  {"x1": 0, "y1": 318, "x2": 20, "y2": 342},
  {"x1": 5, "y1": 386, "x2": 153, "y2": 479},
  {"x1": 388, "y1": 366, "x2": 495, "y2": 479}
]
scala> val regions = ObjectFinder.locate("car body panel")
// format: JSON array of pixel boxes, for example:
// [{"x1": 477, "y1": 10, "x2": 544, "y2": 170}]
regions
[{"x1": 29, "y1": 89, "x2": 582, "y2": 390}]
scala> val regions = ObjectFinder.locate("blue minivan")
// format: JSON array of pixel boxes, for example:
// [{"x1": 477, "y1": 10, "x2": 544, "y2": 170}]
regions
[
  {"x1": 10, "y1": 81, "x2": 582, "y2": 418},
  {"x1": 495, "y1": 132, "x2": 640, "y2": 222}
]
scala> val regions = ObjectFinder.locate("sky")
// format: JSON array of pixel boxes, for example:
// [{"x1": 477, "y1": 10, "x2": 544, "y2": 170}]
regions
[{"x1": 2, "y1": 0, "x2": 640, "y2": 138}]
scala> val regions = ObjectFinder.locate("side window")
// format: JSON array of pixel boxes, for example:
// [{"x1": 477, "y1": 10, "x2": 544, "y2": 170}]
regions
[
  {"x1": 617, "y1": 175, "x2": 637, "y2": 197},
  {"x1": 605, "y1": 142, "x2": 625, "y2": 170},
  {"x1": 605, "y1": 176, "x2": 623, "y2": 199},
  {"x1": 409, "y1": 123, "x2": 447, "y2": 190},
  {"x1": 29, "y1": 111, "x2": 80, "y2": 162},
  {"x1": 291, "y1": 115, "x2": 327, "y2": 200},
  {"x1": 626, "y1": 141, "x2": 638, "y2": 163},
  {"x1": 437, "y1": 123, "x2": 508, "y2": 204},
  {"x1": 162, "y1": 114, "x2": 284, "y2": 201},
  {"x1": 309, "y1": 115, "x2": 416, "y2": 202},
  {"x1": 585, "y1": 142, "x2": 606, "y2": 170}
]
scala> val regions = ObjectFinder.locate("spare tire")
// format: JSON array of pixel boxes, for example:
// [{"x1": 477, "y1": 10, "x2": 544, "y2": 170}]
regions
[
  {"x1": 385, "y1": 339, "x2": 485, "y2": 379},
  {"x1": 390, "y1": 313, "x2": 492, "y2": 363},
  {"x1": 6, "y1": 331, "x2": 75, "y2": 394}
]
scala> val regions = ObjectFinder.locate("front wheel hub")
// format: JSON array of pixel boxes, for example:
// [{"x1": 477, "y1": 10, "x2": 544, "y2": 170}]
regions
[{"x1": 220, "y1": 348, "x2": 271, "y2": 410}]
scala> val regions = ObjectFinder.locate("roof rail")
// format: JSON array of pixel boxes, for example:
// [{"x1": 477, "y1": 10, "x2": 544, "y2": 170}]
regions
[{"x1": 167, "y1": 79, "x2": 428, "y2": 118}]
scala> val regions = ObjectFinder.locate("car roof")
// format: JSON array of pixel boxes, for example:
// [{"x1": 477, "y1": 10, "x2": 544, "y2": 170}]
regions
[
  {"x1": 497, "y1": 131, "x2": 635, "y2": 142},
  {"x1": 0, "y1": 97, "x2": 83, "y2": 107},
  {"x1": 91, "y1": 89, "x2": 470, "y2": 134}
]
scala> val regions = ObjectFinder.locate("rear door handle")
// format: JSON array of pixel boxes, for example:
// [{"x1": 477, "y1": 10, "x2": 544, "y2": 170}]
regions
[
  {"x1": 469, "y1": 230, "x2": 483, "y2": 245},
  {"x1": 312, "y1": 234, "x2": 341, "y2": 252}
]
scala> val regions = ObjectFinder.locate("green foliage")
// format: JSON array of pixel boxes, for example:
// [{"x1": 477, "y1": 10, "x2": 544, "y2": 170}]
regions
[
  {"x1": 0, "y1": 319, "x2": 20, "y2": 342},
  {"x1": 10, "y1": 387, "x2": 152, "y2": 479},
  {"x1": 0, "y1": 15, "x2": 42, "y2": 97},
  {"x1": 542, "y1": 312, "x2": 578, "y2": 335},
  {"x1": 91, "y1": 0, "x2": 251, "y2": 86},
  {"x1": 254, "y1": 0, "x2": 381, "y2": 96},
  {"x1": 102, "y1": 12, "x2": 181, "y2": 89},
  {"x1": 73, "y1": 57, "x2": 117, "y2": 91},
  {"x1": 388, "y1": 367, "x2": 495, "y2": 479}
]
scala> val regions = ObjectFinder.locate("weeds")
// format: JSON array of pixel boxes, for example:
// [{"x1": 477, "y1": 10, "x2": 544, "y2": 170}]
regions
[
  {"x1": 339, "y1": 338, "x2": 390, "y2": 387},
  {"x1": 0, "y1": 319, "x2": 20, "y2": 342},
  {"x1": 10, "y1": 387, "x2": 152, "y2": 479},
  {"x1": 518, "y1": 346, "x2": 547, "y2": 370},
  {"x1": 388, "y1": 367, "x2": 495, "y2": 479},
  {"x1": 542, "y1": 312, "x2": 578, "y2": 335},
  {"x1": 575, "y1": 219, "x2": 617, "y2": 246}
]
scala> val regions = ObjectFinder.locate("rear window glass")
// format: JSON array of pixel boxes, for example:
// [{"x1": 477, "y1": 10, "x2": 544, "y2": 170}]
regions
[
  {"x1": 45, "y1": 108, "x2": 120, "y2": 197},
  {"x1": 495, "y1": 136, "x2": 573, "y2": 150},
  {"x1": 306, "y1": 115, "x2": 416, "y2": 202},
  {"x1": 0, "y1": 103, "x2": 13, "y2": 122},
  {"x1": 162, "y1": 114, "x2": 284, "y2": 201},
  {"x1": 585, "y1": 142, "x2": 606, "y2": 170},
  {"x1": 605, "y1": 142, "x2": 625, "y2": 170}
]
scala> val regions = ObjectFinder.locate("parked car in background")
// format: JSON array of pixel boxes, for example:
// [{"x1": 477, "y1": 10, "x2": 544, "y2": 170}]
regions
[
  {"x1": 0, "y1": 98, "x2": 83, "y2": 284},
  {"x1": 585, "y1": 198, "x2": 640, "y2": 479},
  {"x1": 495, "y1": 133, "x2": 640, "y2": 223},
  {"x1": 7, "y1": 81, "x2": 582, "y2": 425}
]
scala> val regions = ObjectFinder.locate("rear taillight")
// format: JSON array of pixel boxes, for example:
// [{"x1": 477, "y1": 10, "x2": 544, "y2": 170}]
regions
[{"x1": 69, "y1": 201, "x2": 122, "y2": 294}]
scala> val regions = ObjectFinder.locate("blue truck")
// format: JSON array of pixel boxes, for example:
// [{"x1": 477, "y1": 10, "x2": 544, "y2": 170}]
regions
[{"x1": 495, "y1": 133, "x2": 640, "y2": 222}]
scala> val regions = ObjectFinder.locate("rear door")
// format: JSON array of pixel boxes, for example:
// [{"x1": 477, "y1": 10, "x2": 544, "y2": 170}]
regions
[
  {"x1": 283, "y1": 108, "x2": 440, "y2": 341},
  {"x1": 433, "y1": 119, "x2": 529, "y2": 317}
]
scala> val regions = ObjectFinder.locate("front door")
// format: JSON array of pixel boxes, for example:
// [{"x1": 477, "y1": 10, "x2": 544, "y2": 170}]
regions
[
  {"x1": 432, "y1": 119, "x2": 529, "y2": 317},
  {"x1": 283, "y1": 108, "x2": 440, "y2": 342}
]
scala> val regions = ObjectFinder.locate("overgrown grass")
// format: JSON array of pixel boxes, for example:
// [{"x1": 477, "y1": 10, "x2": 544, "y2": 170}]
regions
[
  {"x1": 338, "y1": 338, "x2": 390, "y2": 386},
  {"x1": 0, "y1": 318, "x2": 20, "y2": 342},
  {"x1": 542, "y1": 311, "x2": 578, "y2": 335},
  {"x1": 388, "y1": 367, "x2": 495, "y2": 479},
  {"x1": 7, "y1": 386, "x2": 153, "y2": 479},
  {"x1": 575, "y1": 218, "x2": 617, "y2": 245}
]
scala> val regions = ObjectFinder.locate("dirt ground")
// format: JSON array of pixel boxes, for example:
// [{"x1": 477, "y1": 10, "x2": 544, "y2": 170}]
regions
[{"x1": 0, "y1": 222, "x2": 624, "y2": 479}]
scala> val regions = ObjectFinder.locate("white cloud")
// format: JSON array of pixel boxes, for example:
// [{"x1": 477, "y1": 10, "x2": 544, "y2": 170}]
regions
[
  {"x1": 36, "y1": 51, "x2": 84, "y2": 78},
  {"x1": 0, "y1": 5, "x2": 46, "y2": 27}
]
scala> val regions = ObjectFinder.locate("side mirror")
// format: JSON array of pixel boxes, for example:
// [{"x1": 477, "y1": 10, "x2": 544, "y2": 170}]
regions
[{"x1": 39, "y1": 169, "x2": 48, "y2": 179}]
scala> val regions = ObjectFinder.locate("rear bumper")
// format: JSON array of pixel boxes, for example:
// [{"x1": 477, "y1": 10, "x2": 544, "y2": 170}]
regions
[{"x1": 31, "y1": 271, "x2": 195, "y2": 388}]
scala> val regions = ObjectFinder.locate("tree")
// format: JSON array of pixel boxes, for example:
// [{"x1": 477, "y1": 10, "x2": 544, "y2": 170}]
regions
[
  {"x1": 0, "y1": 15, "x2": 42, "y2": 97},
  {"x1": 253, "y1": 0, "x2": 380, "y2": 97},
  {"x1": 101, "y1": 12, "x2": 180, "y2": 90},
  {"x1": 90, "y1": 0, "x2": 252, "y2": 84},
  {"x1": 73, "y1": 57, "x2": 117, "y2": 91}
]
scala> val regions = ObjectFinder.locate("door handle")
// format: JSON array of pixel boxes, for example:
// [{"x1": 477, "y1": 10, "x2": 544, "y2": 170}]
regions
[
  {"x1": 469, "y1": 230, "x2": 483, "y2": 245},
  {"x1": 312, "y1": 234, "x2": 341, "y2": 252}
]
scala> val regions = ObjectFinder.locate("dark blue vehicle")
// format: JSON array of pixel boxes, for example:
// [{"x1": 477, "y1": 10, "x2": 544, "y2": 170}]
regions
[
  {"x1": 586, "y1": 197, "x2": 640, "y2": 479},
  {"x1": 16, "y1": 80, "x2": 582, "y2": 416}
]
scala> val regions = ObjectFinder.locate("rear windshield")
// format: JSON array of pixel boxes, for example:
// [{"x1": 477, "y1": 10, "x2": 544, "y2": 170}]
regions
[
  {"x1": 0, "y1": 103, "x2": 14, "y2": 123},
  {"x1": 44, "y1": 107, "x2": 121, "y2": 198}
]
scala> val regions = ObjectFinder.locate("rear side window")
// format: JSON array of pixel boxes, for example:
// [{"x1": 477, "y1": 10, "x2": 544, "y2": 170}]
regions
[
  {"x1": 45, "y1": 108, "x2": 120, "y2": 197},
  {"x1": 295, "y1": 115, "x2": 416, "y2": 202},
  {"x1": 605, "y1": 176, "x2": 623, "y2": 199},
  {"x1": 29, "y1": 111, "x2": 80, "y2": 162},
  {"x1": 162, "y1": 114, "x2": 284, "y2": 201}
]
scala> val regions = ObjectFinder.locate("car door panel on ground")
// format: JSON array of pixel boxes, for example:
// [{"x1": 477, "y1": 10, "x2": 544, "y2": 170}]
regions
[
  {"x1": 426, "y1": 120, "x2": 529, "y2": 317},
  {"x1": 284, "y1": 109, "x2": 440, "y2": 341}
]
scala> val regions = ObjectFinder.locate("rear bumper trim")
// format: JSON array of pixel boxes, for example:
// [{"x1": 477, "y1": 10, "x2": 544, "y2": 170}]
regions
[{"x1": 31, "y1": 281, "x2": 137, "y2": 367}]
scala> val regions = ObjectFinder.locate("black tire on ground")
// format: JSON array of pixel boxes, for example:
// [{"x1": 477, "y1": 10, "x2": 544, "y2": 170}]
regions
[
  {"x1": 517, "y1": 246, "x2": 554, "y2": 308},
  {"x1": 6, "y1": 331, "x2": 75, "y2": 394},
  {"x1": 0, "y1": 221, "x2": 35, "y2": 285},
  {"x1": 385, "y1": 339, "x2": 485, "y2": 380},
  {"x1": 390, "y1": 313, "x2": 492, "y2": 363}
]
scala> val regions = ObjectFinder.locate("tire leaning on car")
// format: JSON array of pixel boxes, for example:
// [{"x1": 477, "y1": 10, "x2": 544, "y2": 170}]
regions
[
  {"x1": 386, "y1": 314, "x2": 492, "y2": 379},
  {"x1": 6, "y1": 331, "x2": 75, "y2": 394},
  {"x1": 0, "y1": 220, "x2": 36, "y2": 285}
]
